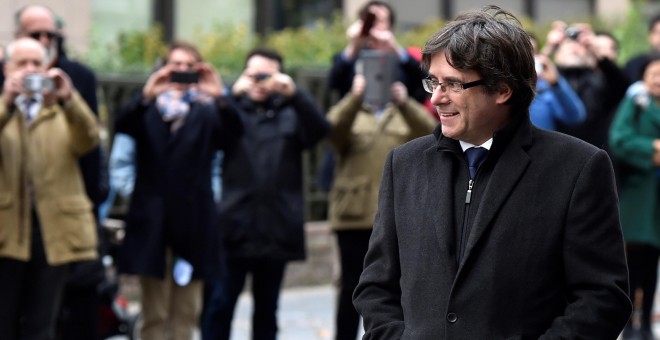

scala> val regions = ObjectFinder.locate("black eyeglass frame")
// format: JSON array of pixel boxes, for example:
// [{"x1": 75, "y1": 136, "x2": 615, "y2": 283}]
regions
[
  {"x1": 422, "y1": 78, "x2": 485, "y2": 94},
  {"x1": 26, "y1": 31, "x2": 60, "y2": 41}
]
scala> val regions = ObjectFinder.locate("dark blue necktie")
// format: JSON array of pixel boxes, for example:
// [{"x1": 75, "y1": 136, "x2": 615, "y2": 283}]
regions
[{"x1": 465, "y1": 147, "x2": 488, "y2": 179}]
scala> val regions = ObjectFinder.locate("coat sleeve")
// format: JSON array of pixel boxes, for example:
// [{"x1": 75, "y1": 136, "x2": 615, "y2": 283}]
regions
[
  {"x1": 397, "y1": 98, "x2": 437, "y2": 139},
  {"x1": 0, "y1": 102, "x2": 14, "y2": 133},
  {"x1": 548, "y1": 76, "x2": 587, "y2": 127},
  {"x1": 541, "y1": 149, "x2": 632, "y2": 339},
  {"x1": 289, "y1": 89, "x2": 330, "y2": 149},
  {"x1": 326, "y1": 93, "x2": 362, "y2": 154},
  {"x1": 61, "y1": 90, "x2": 101, "y2": 156},
  {"x1": 609, "y1": 97, "x2": 657, "y2": 170},
  {"x1": 114, "y1": 91, "x2": 151, "y2": 138},
  {"x1": 353, "y1": 150, "x2": 405, "y2": 339}
]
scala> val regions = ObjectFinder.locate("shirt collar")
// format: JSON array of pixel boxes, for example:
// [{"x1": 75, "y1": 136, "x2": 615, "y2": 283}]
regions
[{"x1": 459, "y1": 138, "x2": 493, "y2": 152}]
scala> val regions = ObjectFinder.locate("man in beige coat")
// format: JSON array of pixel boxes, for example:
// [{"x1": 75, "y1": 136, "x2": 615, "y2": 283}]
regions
[
  {"x1": 327, "y1": 74, "x2": 436, "y2": 340},
  {"x1": 0, "y1": 37, "x2": 99, "y2": 339}
]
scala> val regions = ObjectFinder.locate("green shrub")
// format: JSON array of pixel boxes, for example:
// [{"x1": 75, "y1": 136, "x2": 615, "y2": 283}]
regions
[{"x1": 83, "y1": 6, "x2": 651, "y2": 75}]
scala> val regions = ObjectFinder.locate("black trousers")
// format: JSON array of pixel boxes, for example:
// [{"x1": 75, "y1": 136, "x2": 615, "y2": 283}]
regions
[
  {"x1": 625, "y1": 242, "x2": 660, "y2": 330},
  {"x1": 0, "y1": 213, "x2": 70, "y2": 340},
  {"x1": 202, "y1": 257, "x2": 287, "y2": 340},
  {"x1": 335, "y1": 229, "x2": 372, "y2": 340}
]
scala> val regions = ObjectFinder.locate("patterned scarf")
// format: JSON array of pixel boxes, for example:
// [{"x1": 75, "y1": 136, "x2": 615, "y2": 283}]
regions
[{"x1": 156, "y1": 88, "x2": 213, "y2": 132}]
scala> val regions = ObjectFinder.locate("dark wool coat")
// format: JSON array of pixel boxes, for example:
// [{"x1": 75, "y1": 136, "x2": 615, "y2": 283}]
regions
[
  {"x1": 114, "y1": 93, "x2": 239, "y2": 280},
  {"x1": 354, "y1": 116, "x2": 632, "y2": 339},
  {"x1": 219, "y1": 90, "x2": 330, "y2": 261}
]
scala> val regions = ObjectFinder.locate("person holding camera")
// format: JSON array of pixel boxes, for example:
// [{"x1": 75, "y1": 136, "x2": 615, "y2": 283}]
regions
[
  {"x1": 0, "y1": 37, "x2": 100, "y2": 339},
  {"x1": 327, "y1": 73, "x2": 435, "y2": 340},
  {"x1": 114, "y1": 40, "x2": 238, "y2": 340},
  {"x1": 1, "y1": 7, "x2": 107, "y2": 340},
  {"x1": 542, "y1": 21, "x2": 630, "y2": 151},
  {"x1": 201, "y1": 48, "x2": 329, "y2": 340},
  {"x1": 528, "y1": 33, "x2": 586, "y2": 131}
]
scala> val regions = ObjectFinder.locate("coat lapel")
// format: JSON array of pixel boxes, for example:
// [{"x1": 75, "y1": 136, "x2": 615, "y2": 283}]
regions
[
  {"x1": 460, "y1": 120, "x2": 533, "y2": 269},
  {"x1": 424, "y1": 138, "x2": 459, "y2": 275}
]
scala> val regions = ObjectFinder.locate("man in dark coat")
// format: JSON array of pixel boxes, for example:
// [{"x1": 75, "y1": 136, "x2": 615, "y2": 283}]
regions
[
  {"x1": 114, "y1": 41, "x2": 238, "y2": 340},
  {"x1": 201, "y1": 48, "x2": 330, "y2": 340},
  {"x1": 353, "y1": 6, "x2": 632, "y2": 339}
]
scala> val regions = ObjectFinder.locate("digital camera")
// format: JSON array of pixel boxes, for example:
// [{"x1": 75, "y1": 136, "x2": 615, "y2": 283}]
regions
[
  {"x1": 23, "y1": 74, "x2": 54, "y2": 93},
  {"x1": 565, "y1": 26, "x2": 581, "y2": 40}
]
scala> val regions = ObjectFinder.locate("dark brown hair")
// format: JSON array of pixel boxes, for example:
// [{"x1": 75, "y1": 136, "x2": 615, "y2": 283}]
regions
[
  {"x1": 358, "y1": 1, "x2": 395, "y2": 29},
  {"x1": 421, "y1": 5, "x2": 536, "y2": 113},
  {"x1": 164, "y1": 40, "x2": 203, "y2": 64}
]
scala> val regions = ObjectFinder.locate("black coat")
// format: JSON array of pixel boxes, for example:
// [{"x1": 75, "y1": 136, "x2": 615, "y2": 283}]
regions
[
  {"x1": 354, "y1": 116, "x2": 631, "y2": 339},
  {"x1": 114, "y1": 93, "x2": 239, "y2": 279},
  {"x1": 219, "y1": 90, "x2": 329, "y2": 261},
  {"x1": 556, "y1": 59, "x2": 630, "y2": 151}
]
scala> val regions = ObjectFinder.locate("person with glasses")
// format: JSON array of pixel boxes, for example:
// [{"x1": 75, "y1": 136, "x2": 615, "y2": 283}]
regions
[
  {"x1": 353, "y1": 6, "x2": 631, "y2": 339},
  {"x1": 327, "y1": 73, "x2": 435, "y2": 340},
  {"x1": 0, "y1": 37, "x2": 100, "y2": 340},
  {"x1": 201, "y1": 48, "x2": 329, "y2": 340},
  {"x1": 2, "y1": 7, "x2": 106, "y2": 340}
]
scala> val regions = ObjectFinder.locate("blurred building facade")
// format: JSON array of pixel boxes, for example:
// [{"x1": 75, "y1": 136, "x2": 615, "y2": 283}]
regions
[{"x1": 0, "y1": 0, "x2": 650, "y2": 58}]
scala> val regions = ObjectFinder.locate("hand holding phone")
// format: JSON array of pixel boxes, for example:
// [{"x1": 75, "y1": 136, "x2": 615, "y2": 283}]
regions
[
  {"x1": 360, "y1": 12, "x2": 376, "y2": 37},
  {"x1": 170, "y1": 71, "x2": 200, "y2": 84}
]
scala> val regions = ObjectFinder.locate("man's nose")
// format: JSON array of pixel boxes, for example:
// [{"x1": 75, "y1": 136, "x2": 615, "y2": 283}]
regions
[{"x1": 430, "y1": 88, "x2": 450, "y2": 105}]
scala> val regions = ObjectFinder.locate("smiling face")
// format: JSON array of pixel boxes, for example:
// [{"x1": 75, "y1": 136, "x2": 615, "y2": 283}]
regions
[
  {"x1": 428, "y1": 52, "x2": 512, "y2": 145},
  {"x1": 244, "y1": 55, "x2": 280, "y2": 102},
  {"x1": 4, "y1": 38, "x2": 47, "y2": 76},
  {"x1": 644, "y1": 59, "x2": 660, "y2": 99}
]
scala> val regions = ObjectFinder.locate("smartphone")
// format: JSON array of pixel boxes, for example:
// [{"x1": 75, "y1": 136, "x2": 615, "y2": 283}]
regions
[
  {"x1": 170, "y1": 71, "x2": 199, "y2": 84},
  {"x1": 360, "y1": 12, "x2": 376, "y2": 37},
  {"x1": 356, "y1": 50, "x2": 397, "y2": 108}
]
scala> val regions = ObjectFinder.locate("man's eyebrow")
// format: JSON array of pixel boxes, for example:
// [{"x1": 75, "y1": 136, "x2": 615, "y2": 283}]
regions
[{"x1": 442, "y1": 76, "x2": 462, "y2": 83}]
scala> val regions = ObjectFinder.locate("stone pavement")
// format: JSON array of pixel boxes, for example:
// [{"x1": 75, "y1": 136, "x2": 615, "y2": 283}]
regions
[{"x1": 228, "y1": 284, "x2": 353, "y2": 340}]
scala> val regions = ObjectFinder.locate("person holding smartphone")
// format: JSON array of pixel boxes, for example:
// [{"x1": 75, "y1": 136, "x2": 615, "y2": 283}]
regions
[{"x1": 114, "y1": 40, "x2": 239, "y2": 340}]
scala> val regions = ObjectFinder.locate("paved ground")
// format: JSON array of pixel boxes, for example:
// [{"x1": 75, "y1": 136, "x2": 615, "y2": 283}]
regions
[
  {"x1": 109, "y1": 281, "x2": 660, "y2": 340},
  {"x1": 229, "y1": 284, "x2": 343, "y2": 340}
]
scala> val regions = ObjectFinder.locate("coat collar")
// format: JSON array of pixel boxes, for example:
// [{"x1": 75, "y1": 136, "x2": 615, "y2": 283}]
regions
[{"x1": 430, "y1": 111, "x2": 534, "y2": 273}]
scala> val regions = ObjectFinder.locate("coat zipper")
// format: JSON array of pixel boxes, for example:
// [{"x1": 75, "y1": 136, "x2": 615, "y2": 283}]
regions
[{"x1": 458, "y1": 179, "x2": 474, "y2": 264}]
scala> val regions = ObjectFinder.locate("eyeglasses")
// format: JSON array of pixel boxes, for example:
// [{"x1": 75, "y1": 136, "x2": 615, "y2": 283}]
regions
[
  {"x1": 167, "y1": 61, "x2": 196, "y2": 70},
  {"x1": 249, "y1": 73, "x2": 272, "y2": 83},
  {"x1": 26, "y1": 31, "x2": 59, "y2": 41},
  {"x1": 422, "y1": 78, "x2": 485, "y2": 94}
]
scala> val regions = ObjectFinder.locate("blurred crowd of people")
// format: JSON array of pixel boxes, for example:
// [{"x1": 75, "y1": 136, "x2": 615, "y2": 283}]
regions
[{"x1": 2, "y1": 1, "x2": 660, "y2": 340}]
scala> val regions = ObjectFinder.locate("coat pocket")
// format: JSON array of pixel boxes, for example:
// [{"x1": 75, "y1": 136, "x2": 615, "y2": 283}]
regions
[
  {"x1": 0, "y1": 193, "x2": 12, "y2": 209},
  {"x1": 57, "y1": 196, "x2": 97, "y2": 250},
  {"x1": 331, "y1": 176, "x2": 370, "y2": 219},
  {"x1": 0, "y1": 193, "x2": 12, "y2": 245}
]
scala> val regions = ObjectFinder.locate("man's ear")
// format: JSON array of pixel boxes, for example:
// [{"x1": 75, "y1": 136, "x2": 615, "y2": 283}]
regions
[{"x1": 495, "y1": 82, "x2": 513, "y2": 105}]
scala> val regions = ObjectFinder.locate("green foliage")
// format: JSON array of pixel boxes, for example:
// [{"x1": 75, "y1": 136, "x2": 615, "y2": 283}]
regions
[
  {"x1": 194, "y1": 22, "x2": 253, "y2": 79},
  {"x1": 398, "y1": 19, "x2": 447, "y2": 50},
  {"x1": 263, "y1": 14, "x2": 347, "y2": 71},
  {"x1": 612, "y1": 2, "x2": 650, "y2": 65},
  {"x1": 83, "y1": 5, "x2": 653, "y2": 75},
  {"x1": 85, "y1": 25, "x2": 168, "y2": 74}
]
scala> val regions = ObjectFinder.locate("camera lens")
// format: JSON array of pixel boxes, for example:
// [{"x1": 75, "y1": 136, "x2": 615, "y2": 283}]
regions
[{"x1": 565, "y1": 26, "x2": 581, "y2": 40}]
